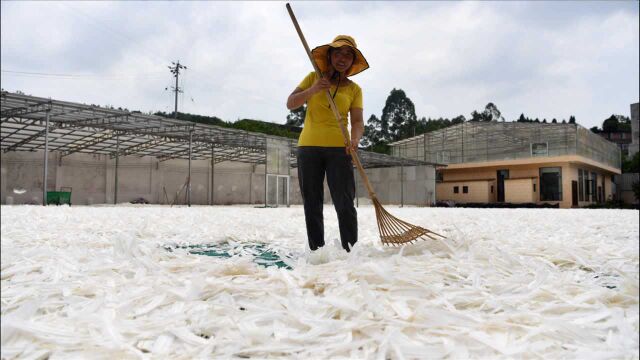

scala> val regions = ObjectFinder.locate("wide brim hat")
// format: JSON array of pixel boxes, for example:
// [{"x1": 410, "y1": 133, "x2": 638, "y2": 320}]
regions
[{"x1": 311, "y1": 35, "x2": 369, "y2": 77}]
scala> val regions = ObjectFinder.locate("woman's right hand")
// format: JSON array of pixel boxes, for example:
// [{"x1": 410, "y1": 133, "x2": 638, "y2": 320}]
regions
[{"x1": 309, "y1": 78, "x2": 331, "y2": 94}]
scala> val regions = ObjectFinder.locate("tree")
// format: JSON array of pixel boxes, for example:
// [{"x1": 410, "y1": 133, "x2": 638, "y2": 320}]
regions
[
  {"x1": 552, "y1": 118, "x2": 557, "y2": 123},
  {"x1": 602, "y1": 114, "x2": 619, "y2": 132},
  {"x1": 622, "y1": 152, "x2": 640, "y2": 173},
  {"x1": 469, "y1": 111, "x2": 485, "y2": 122},
  {"x1": 285, "y1": 105, "x2": 306, "y2": 127},
  {"x1": 381, "y1": 88, "x2": 417, "y2": 141},
  {"x1": 517, "y1": 113, "x2": 527, "y2": 122},
  {"x1": 362, "y1": 114, "x2": 382, "y2": 149},
  {"x1": 470, "y1": 103, "x2": 502, "y2": 122},
  {"x1": 451, "y1": 115, "x2": 466, "y2": 125},
  {"x1": 484, "y1": 102, "x2": 503, "y2": 122},
  {"x1": 568, "y1": 115, "x2": 576, "y2": 124}
]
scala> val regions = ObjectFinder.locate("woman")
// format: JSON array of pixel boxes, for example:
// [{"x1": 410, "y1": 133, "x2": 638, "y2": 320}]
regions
[{"x1": 286, "y1": 35, "x2": 369, "y2": 253}]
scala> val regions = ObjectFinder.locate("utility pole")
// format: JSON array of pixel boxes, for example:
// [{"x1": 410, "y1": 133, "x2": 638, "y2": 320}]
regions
[{"x1": 168, "y1": 61, "x2": 187, "y2": 119}]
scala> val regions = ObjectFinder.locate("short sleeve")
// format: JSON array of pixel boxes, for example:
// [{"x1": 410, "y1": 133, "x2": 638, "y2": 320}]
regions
[
  {"x1": 297, "y1": 72, "x2": 316, "y2": 90},
  {"x1": 351, "y1": 85, "x2": 363, "y2": 110}
]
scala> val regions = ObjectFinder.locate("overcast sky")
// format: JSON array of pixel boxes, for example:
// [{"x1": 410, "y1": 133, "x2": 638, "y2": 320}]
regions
[{"x1": 1, "y1": 1, "x2": 638, "y2": 129}]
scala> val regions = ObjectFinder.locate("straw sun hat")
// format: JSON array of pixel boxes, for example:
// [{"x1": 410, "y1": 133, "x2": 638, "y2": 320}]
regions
[{"x1": 311, "y1": 35, "x2": 369, "y2": 77}]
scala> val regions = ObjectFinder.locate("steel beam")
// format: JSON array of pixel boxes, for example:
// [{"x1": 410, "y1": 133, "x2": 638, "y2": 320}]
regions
[
  {"x1": 42, "y1": 111, "x2": 50, "y2": 206},
  {"x1": 3, "y1": 124, "x2": 63, "y2": 153},
  {"x1": 61, "y1": 131, "x2": 120, "y2": 157},
  {"x1": 110, "y1": 138, "x2": 167, "y2": 158},
  {"x1": 188, "y1": 131, "x2": 192, "y2": 207},
  {"x1": 56, "y1": 114, "x2": 130, "y2": 129},
  {"x1": 0, "y1": 101, "x2": 52, "y2": 119},
  {"x1": 0, "y1": 119, "x2": 40, "y2": 142},
  {"x1": 114, "y1": 134, "x2": 119, "y2": 205},
  {"x1": 210, "y1": 145, "x2": 215, "y2": 205}
]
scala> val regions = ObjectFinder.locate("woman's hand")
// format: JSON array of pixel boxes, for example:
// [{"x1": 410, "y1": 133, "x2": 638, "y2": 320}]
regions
[
  {"x1": 287, "y1": 76, "x2": 332, "y2": 110},
  {"x1": 346, "y1": 138, "x2": 360, "y2": 155},
  {"x1": 309, "y1": 77, "x2": 331, "y2": 94}
]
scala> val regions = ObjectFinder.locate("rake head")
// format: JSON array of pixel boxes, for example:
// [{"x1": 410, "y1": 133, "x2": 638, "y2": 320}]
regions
[{"x1": 372, "y1": 197, "x2": 446, "y2": 246}]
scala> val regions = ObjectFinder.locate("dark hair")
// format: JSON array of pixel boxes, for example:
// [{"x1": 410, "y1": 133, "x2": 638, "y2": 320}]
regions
[{"x1": 327, "y1": 46, "x2": 356, "y2": 60}]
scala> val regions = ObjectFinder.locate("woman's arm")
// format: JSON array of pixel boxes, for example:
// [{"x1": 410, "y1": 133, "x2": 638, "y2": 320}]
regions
[
  {"x1": 349, "y1": 107, "x2": 364, "y2": 153},
  {"x1": 286, "y1": 78, "x2": 331, "y2": 110}
]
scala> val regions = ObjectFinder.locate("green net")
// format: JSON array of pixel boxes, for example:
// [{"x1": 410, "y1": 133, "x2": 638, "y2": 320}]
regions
[{"x1": 174, "y1": 243, "x2": 292, "y2": 270}]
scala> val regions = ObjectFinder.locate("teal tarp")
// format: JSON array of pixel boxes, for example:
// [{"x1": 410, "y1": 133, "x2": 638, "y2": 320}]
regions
[{"x1": 173, "y1": 243, "x2": 292, "y2": 269}]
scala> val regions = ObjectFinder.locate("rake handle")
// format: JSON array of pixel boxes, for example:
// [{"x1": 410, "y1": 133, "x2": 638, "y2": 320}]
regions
[{"x1": 286, "y1": 3, "x2": 377, "y2": 198}]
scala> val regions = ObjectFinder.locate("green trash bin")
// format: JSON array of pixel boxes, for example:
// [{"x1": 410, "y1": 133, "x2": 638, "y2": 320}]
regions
[{"x1": 47, "y1": 187, "x2": 72, "y2": 205}]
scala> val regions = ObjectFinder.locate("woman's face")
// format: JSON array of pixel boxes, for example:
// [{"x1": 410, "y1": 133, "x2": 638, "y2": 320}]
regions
[{"x1": 330, "y1": 46, "x2": 355, "y2": 74}]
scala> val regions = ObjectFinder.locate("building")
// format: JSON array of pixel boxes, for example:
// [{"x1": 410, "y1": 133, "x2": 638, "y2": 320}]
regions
[
  {"x1": 1, "y1": 91, "x2": 433, "y2": 206},
  {"x1": 389, "y1": 122, "x2": 621, "y2": 208},
  {"x1": 629, "y1": 103, "x2": 639, "y2": 157},
  {"x1": 597, "y1": 130, "x2": 632, "y2": 156}
]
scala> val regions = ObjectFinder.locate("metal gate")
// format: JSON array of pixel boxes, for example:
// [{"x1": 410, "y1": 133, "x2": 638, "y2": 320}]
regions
[{"x1": 265, "y1": 137, "x2": 291, "y2": 207}]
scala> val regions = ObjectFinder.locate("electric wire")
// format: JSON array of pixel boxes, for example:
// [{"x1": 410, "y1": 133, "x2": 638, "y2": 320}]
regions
[{"x1": 1, "y1": 69, "x2": 167, "y2": 80}]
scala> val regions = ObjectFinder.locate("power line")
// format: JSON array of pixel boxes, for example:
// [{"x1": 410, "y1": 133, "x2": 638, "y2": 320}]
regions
[{"x1": 1, "y1": 69, "x2": 166, "y2": 79}]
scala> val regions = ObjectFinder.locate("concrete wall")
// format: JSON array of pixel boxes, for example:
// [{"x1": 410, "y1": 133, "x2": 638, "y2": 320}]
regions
[
  {"x1": 616, "y1": 173, "x2": 639, "y2": 205},
  {"x1": 358, "y1": 165, "x2": 436, "y2": 206},
  {"x1": 505, "y1": 178, "x2": 536, "y2": 203},
  {"x1": 437, "y1": 180, "x2": 493, "y2": 203},
  {"x1": 629, "y1": 103, "x2": 639, "y2": 157},
  {"x1": 1, "y1": 151, "x2": 436, "y2": 206}
]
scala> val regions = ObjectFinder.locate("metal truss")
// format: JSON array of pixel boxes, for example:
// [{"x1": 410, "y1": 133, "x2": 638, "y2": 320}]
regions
[{"x1": 1, "y1": 90, "x2": 435, "y2": 169}]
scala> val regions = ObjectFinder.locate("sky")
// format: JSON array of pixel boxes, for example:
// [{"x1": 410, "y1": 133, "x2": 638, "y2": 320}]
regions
[{"x1": 1, "y1": 1, "x2": 638, "y2": 129}]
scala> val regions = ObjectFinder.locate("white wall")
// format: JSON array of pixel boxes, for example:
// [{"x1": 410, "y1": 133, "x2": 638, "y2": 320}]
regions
[{"x1": 1, "y1": 151, "x2": 436, "y2": 206}]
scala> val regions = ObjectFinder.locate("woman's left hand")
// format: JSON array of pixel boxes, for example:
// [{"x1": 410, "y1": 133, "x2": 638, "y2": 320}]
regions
[{"x1": 346, "y1": 138, "x2": 359, "y2": 155}]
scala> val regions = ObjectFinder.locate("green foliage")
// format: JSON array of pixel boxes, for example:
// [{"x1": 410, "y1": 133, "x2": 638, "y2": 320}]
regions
[
  {"x1": 633, "y1": 181, "x2": 640, "y2": 202},
  {"x1": 361, "y1": 88, "x2": 468, "y2": 154},
  {"x1": 622, "y1": 152, "x2": 640, "y2": 173},
  {"x1": 154, "y1": 111, "x2": 300, "y2": 140},
  {"x1": 590, "y1": 114, "x2": 631, "y2": 133},
  {"x1": 154, "y1": 111, "x2": 227, "y2": 127},
  {"x1": 469, "y1": 103, "x2": 502, "y2": 122},
  {"x1": 382, "y1": 88, "x2": 417, "y2": 142},
  {"x1": 370, "y1": 142, "x2": 391, "y2": 155},
  {"x1": 602, "y1": 114, "x2": 619, "y2": 132},
  {"x1": 362, "y1": 114, "x2": 383, "y2": 149},
  {"x1": 233, "y1": 119, "x2": 300, "y2": 139}
]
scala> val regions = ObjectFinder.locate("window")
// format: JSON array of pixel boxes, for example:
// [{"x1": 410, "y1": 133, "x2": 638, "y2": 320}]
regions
[
  {"x1": 453, "y1": 186, "x2": 459, "y2": 194},
  {"x1": 533, "y1": 183, "x2": 537, "y2": 192},
  {"x1": 491, "y1": 185, "x2": 494, "y2": 193},
  {"x1": 531, "y1": 142, "x2": 548, "y2": 157},
  {"x1": 584, "y1": 170, "x2": 590, "y2": 201},
  {"x1": 578, "y1": 169, "x2": 584, "y2": 201},
  {"x1": 540, "y1": 167, "x2": 562, "y2": 201},
  {"x1": 591, "y1": 172, "x2": 597, "y2": 202},
  {"x1": 463, "y1": 186, "x2": 469, "y2": 193},
  {"x1": 436, "y1": 171, "x2": 443, "y2": 183}
]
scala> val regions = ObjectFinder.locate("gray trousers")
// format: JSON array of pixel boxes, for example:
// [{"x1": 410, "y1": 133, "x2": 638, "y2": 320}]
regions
[{"x1": 297, "y1": 147, "x2": 358, "y2": 252}]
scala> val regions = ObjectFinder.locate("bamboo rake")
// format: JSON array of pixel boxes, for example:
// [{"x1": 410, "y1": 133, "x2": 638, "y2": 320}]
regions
[{"x1": 286, "y1": 3, "x2": 445, "y2": 246}]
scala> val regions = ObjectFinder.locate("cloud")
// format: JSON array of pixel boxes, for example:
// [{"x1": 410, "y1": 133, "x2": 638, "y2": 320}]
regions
[{"x1": 1, "y1": 1, "x2": 638, "y2": 129}]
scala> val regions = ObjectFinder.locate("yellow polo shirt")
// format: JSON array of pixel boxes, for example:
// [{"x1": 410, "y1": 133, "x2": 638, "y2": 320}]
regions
[{"x1": 297, "y1": 72, "x2": 363, "y2": 147}]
